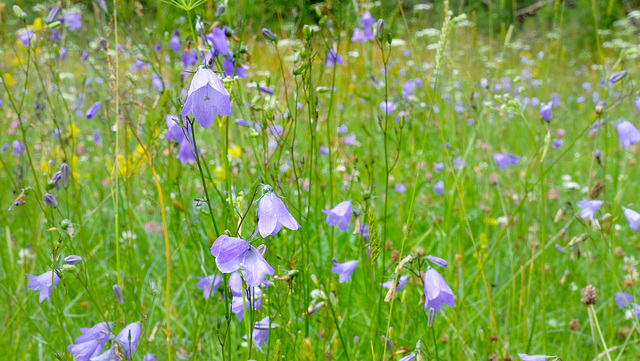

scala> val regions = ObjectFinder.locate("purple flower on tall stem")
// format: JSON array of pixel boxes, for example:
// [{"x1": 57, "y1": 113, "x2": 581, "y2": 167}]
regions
[
  {"x1": 331, "y1": 259, "x2": 358, "y2": 283},
  {"x1": 210, "y1": 235, "x2": 274, "y2": 287},
  {"x1": 624, "y1": 208, "x2": 640, "y2": 232},
  {"x1": 26, "y1": 270, "x2": 60, "y2": 302},
  {"x1": 231, "y1": 287, "x2": 262, "y2": 321},
  {"x1": 493, "y1": 153, "x2": 521, "y2": 171},
  {"x1": 615, "y1": 292, "x2": 633, "y2": 309},
  {"x1": 152, "y1": 73, "x2": 164, "y2": 92},
  {"x1": 169, "y1": 36, "x2": 182, "y2": 52},
  {"x1": 86, "y1": 102, "x2": 102, "y2": 120},
  {"x1": 322, "y1": 200, "x2": 352, "y2": 231},
  {"x1": 93, "y1": 322, "x2": 140, "y2": 360},
  {"x1": 540, "y1": 102, "x2": 552, "y2": 122},
  {"x1": 617, "y1": 120, "x2": 640, "y2": 149},
  {"x1": 255, "y1": 185, "x2": 300, "y2": 238},
  {"x1": 351, "y1": 28, "x2": 367, "y2": 42},
  {"x1": 576, "y1": 198, "x2": 603, "y2": 221},
  {"x1": 67, "y1": 322, "x2": 113, "y2": 361},
  {"x1": 259, "y1": 86, "x2": 274, "y2": 95},
  {"x1": 196, "y1": 273, "x2": 222, "y2": 300},
  {"x1": 517, "y1": 354, "x2": 556, "y2": 361},
  {"x1": 361, "y1": 11, "x2": 375, "y2": 27},
  {"x1": 181, "y1": 67, "x2": 231, "y2": 128},
  {"x1": 319, "y1": 145, "x2": 329, "y2": 155},
  {"x1": 223, "y1": 55, "x2": 248, "y2": 79},
  {"x1": 327, "y1": 49, "x2": 343, "y2": 66},
  {"x1": 423, "y1": 267, "x2": 455, "y2": 313}
]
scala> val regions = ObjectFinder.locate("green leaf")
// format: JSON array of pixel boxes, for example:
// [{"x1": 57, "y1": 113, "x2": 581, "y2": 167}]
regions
[{"x1": 368, "y1": 209, "x2": 380, "y2": 264}]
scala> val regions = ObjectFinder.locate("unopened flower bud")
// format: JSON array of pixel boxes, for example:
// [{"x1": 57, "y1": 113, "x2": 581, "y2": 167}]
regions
[
  {"x1": 64, "y1": 255, "x2": 83, "y2": 265},
  {"x1": 61, "y1": 219, "x2": 72, "y2": 230},
  {"x1": 262, "y1": 28, "x2": 277, "y2": 43},
  {"x1": 257, "y1": 244, "x2": 267, "y2": 256},
  {"x1": 60, "y1": 163, "x2": 70, "y2": 188},
  {"x1": 13, "y1": 5, "x2": 27, "y2": 20},
  {"x1": 427, "y1": 307, "x2": 436, "y2": 327},
  {"x1": 376, "y1": 19, "x2": 385, "y2": 41},
  {"x1": 303, "y1": 25, "x2": 313, "y2": 41},
  {"x1": 112, "y1": 284, "x2": 124, "y2": 304},
  {"x1": 216, "y1": 5, "x2": 225, "y2": 17},
  {"x1": 43, "y1": 193, "x2": 58, "y2": 208}
]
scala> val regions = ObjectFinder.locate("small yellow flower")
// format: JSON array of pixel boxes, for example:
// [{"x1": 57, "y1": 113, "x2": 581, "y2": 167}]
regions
[
  {"x1": 228, "y1": 146, "x2": 241, "y2": 158},
  {"x1": 3, "y1": 73, "x2": 16, "y2": 86}
]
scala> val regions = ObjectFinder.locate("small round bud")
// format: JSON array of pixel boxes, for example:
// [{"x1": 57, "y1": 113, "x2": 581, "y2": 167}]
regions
[
  {"x1": 43, "y1": 193, "x2": 58, "y2": 208},
  {"x1": 64, "y1": 255, "x2": 83, "y2": 265}
]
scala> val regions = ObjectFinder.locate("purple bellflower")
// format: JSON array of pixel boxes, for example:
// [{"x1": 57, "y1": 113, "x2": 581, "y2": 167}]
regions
[
  {"x1": 380, "y1": 100, "x2": 396, "y2": 114},
  {"x1": 427, "y1": 255, "x2": 448, "y2": 268},
  {"x1": 540, "y1": 102, "x2": 552, "y2": 122},
  {"x1": 493, "y1": 152, "x2": 521, "y2": 171},
  {"x1": 93, "y1": 322, "x2": 140, "y2": 360},
  {"x1": 423, "y1": 266, "x2": 455, "y2": 313},
  {"x1": 381, "y1": 275, "x2": 409, "y2": 293},
  {"x1": 322, "y1": 200, "x2": 352, "y2": 232},
  {"x1": 64, "y1": 13, "x2": 82, "y2": 31},
  {"x1": 576, "y1": 198, "x2": 603, "y2": 221},
  {"x1": 196, "y1": 273, "x2": 222, "y2": 300},
  {"x1": 181, "y1": 67, "x2": 232, "y2": 128},
  {"x1": 231, "y1": 287, "x2": 262, "y2": 321},
  {"x1": 67, "y1": 322, "x2": 113, "y2": 361},
  {"x1": 433, "y1": 181, "x2": 444, "y2": 195},
  {"x1": 210, "y1": 235, "x2": 274, "y2": 287},
  {"x1": 617, "y1": 120, "x2": 640, "y2": 149},
  {"x1": 26, "y1": 270, "x2": 60, "y2": 302},
  {"x1": 169, "y1": 36, "x2": 181, "y2": 52},
  {"x1": 615, "y1": 292, "x2": 633, "y2": 309},
  {"x1": 209, "y1": 27, "x2": 229, "y2": 55},
  {"x1": 327, "y1": 49, "x2": 343, "y2": 66},
  {"x1": 331, "y1": 259, "x2": 358, "y2": 283},
  {"x1": 246, "y1": 316, "x2": 274, "y2": 349},
  {"x1": 518, "y1": 354, "x2": 556, "y2": 361},
  {"x1": 255, "y1": 185, "x2": 300, "y2": 238},
  {"x1": 86, "y1": 102, "x2": 102, "y2": 120},
  {"x1": 624, "y1": 208, "x2": 640, "y2": 232}
]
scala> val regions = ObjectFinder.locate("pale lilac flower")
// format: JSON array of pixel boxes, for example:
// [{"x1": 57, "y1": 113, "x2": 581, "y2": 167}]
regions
[
  {"x1": 337, "y1": 125, "x2": 348, "y2": 134},
  {"x1": 423, "y1": 267, "x2": 454, "y2": 312},
  {"x1": 399, "y1": 353, "x2": 417, "y2": 361},
  {"x1": 453, "y1": 158, "x2": 466, "y2": 170},
  {"x1": 609, "y1": 71, "x2": 627, "y2": 85},
  {"x1": 223, "y1": 55, "x2": 248, "y2": 79},
  {"x1": 380, "y1": 275, "x2": 409, "y2": 293},
  {"x1": 209, "y1": 27, "x2": 229, "y2": 55},
  {"x1": 434, "y1": 163, "x2": 444, "y2": 172},
  {"x1": 169, "y1": 36, "x2": 181, "y2": 52},
  {"x1": 617, "y1": 120, "x2": 640, "y2": 149},
  {"x1": 152, "y1": 73, "x2": 164, "y2": 92},
  {"x1": 624, "y1": 208, "x2": 640, "y2": 232},
  {"x1": 331, "y1": 259, "x2": 358, "y2": 283},
  {"x1": 635, "y1": 98, "x2": 640, "y2": 115},
  {"x1": 93, "y1": 322, "x2": 140, "y2": 360},
  {"x1": 494, "y1": 153, "x2": 521, "y2": 171},
  {"x1": 143, "y1": 353, "x2": 156, "y2": 361},
  {"x1": 615, "y1": 292, "x2": 633, "y2": 309},
  {"x1": 351, "y1": 28, "x2": 367, "y2": 42},
  {"x1": 64, "y1": 13, "x2": 82, "y2": 31},
  {"x1": 210, "y1": 235, "x2": 275, "y2": 287},
  {"x1": 322, "y1": 200, "x2": 352, "y2": 231},
  {"x1": 344, "y1": 134, "x2": 356, "y2": 145},
  {"x1": 319, "y1": 145, "x2": 329, "y2": 155},
  {"x1": 577, "y1": 198, "x2": 603, "y2": 221},
  {"x1": 256, "y1": 185, "x2": 300, "y2": 237},
  {"x1": 231, "y1": 287, "x2": 262, "y2": 321},
  {"x1": 26, "y1": 270, "x2": 60, "y2": 302},
  {"x1": 246, "y1": 316, "x2": 274, "y2": 349},
  {"x1": 394, "y1": 183, "x2": 406, "y2": 194},
  {"x1": 380, "y1": 100, "x2": 396, "y2": 114},
  {"x1": 552, "y1": 138, "x2": 562, "y2": 149},
  {"x1": 196, "y1": 274, "x2": 222, "y2": 300},
  {"x1": 427, "y1": 255, "x2": 448, "y2": 268},
  {"x1": 181, "y1": 67, "x2": 231, "y2": 128},
  {"x1": 433, "y1": 181, "x2": 444, "y2": 195},
  {"x1": 67, "y1": 322, "x2": 113, "y2": 361}
]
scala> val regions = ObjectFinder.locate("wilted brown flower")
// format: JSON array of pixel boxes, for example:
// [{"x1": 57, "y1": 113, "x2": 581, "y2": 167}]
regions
[{"x1": 580, "y1": 284, "x2": 598, "y2": 305}]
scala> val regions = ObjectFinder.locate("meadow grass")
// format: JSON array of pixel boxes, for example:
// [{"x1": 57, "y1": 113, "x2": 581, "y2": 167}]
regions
[{"x1": 1, "y1": 1, "x2": 640, "y2": 360}]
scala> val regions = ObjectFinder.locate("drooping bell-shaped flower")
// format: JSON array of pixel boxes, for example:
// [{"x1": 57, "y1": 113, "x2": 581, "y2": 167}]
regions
[
  {"x1": 210, "y1": 235, "x2": 275, "y2": 287},
  {"x1": 380, "y1": 100, "x2": 396, "y2": 114},
  {"x1": 86, "y1": 101, "x2": 102, "y2": 120},
  {"x1": 493, "y1": 152, "x2": 521, "y2": 171},
  {"x1": 67, "y1": 322, "x2": 113, "y2": 361},
  {"x1": 617, "y1": 120, "x2": 640, "y2": 149},
  {"x1": 223, "y1": 55, "x2": 248, "y2": 79},
  {"x1": 322, "y1": 200, "x2": 352, "y2": 232},
  {"x1": 196, "y1": 273, "x2": 222, "y2": 300},
  {"x1": 181, "y1": 67, "x2": 231, "y2": 128},
  {"x1": 93, "y1": 322, "x2": 140, "y2": 360},
  {"x1": 576, "y1": 198, "x2": 603, "y2": 221},
  {"x1": 169, "y1": 35, "x2": 182, "y2": 52},
  {"x1": 423, "y1": 267, "x2": 455, "y2": 313},
  {"x1": 331, "y1": 259, "x2": 358, "y2": 283},
  {"x1": 351, "y1": 28, "x2": 367, "y2": 42},
  {"x1": 209, "y1": 27, "x2": 229, "y2": 55},
  {"x1": 231, "y1": 286, "x2": 263, "y2": 321},
  {"x1": 26, "y1": 270, "x2": 60, "y2": 303},
  {"x1": 246, "y1": 316, "x2": 274, "y2": 349},
  {"x1": 624, "y1": 208, "x2": 640, "y2": 232},
  {"x1": 255, "y1": 185, "x2": 300, "y2": 238},
  {"x1": 361, "y1": 11, "x2": 375, "y2": 27}
]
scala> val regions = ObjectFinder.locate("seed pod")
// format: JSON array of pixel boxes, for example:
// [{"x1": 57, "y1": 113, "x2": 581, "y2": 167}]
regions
[{"x1": 43, "y1": 193, "x2": 58, "y2": 208}]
